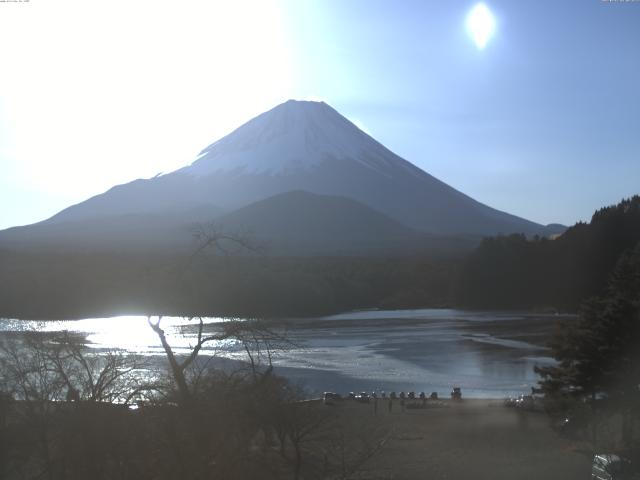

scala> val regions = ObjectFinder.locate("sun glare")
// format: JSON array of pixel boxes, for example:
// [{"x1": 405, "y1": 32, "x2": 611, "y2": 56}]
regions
[
  {"x1": 466, "y1": 3, "x2": 496, "y2": 50},
  {"x1": 0, "y1": 1, "x2": 293, "y2": 200}
]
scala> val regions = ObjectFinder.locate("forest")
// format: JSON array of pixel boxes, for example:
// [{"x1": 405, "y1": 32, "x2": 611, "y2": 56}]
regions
[
  {"x1": 455, "y1": 196, "x2": 640, "y2": 311},
  {"x1": 0, "y1": 250, "x2": 458, "y2": 319},
  {"x1": 1, "y1": 196, "x2": 638, "y2": 320}
]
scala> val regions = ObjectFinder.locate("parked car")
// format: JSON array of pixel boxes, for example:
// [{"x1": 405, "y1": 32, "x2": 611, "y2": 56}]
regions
[
  {"x1": 515, "y1": 394, "x2": 534, "y2": 410},
  {"x1": 323, "y1": 392, "x2": 342, "y2": 405},
  {"x1": 354, "y1": 392, "x2": 370, "y2": 403},
  {"x1": 592, "y1": 453, "x2": 639, "y2": 480}
]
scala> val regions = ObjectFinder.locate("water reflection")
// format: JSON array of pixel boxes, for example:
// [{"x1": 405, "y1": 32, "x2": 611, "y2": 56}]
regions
[{"x1": 0, "y1": 316, "x2": 234, "y2": 354}]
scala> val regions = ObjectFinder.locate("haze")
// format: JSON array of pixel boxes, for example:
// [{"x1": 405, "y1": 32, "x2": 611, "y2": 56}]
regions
[{"x1": 1, "y1": 0, "x2": 639, "y2": 230}]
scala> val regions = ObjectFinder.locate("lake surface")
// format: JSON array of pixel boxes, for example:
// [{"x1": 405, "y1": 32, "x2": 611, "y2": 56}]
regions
[{"x1": 0, "y1": 309, "x2": 571, "y2": 398}]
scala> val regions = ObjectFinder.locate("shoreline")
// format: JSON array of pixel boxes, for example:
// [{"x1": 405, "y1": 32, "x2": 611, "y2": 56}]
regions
[
  {"x1": 1, "y1": 309, "x2": 563, "y2": 400},
  {"x1": 0, "y1": 306, "x2": 578, "y2": 323}
]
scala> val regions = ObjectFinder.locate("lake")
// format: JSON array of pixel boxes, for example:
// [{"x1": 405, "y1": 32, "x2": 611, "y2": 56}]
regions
[{"x1": 0, "y1": 309, "x2": 571, "y2": 398}]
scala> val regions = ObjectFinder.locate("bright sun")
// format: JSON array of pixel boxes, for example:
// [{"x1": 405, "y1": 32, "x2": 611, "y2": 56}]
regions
[{"x1": 466, "y1": 3, "x2": 496, "y2": 50}]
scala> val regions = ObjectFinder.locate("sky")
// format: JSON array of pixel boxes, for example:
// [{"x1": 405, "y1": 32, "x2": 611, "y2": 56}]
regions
[{"x1": 0, "y1": 0, "x2": 638, "y2": 230}]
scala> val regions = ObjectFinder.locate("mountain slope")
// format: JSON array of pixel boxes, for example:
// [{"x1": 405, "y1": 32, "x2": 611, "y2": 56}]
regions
[
  {"x1": 216, "y1": 190, "x2": 430, "y2": 255},
  {"x1": 0, "y1": 207, "x2": 221, "y2": 252},
  {"x1": 178, "y1": 100, "x2": 548, "y2": 235},
  {"x1": 0, "y1": 99, "x2": 561, "y2": 254}
]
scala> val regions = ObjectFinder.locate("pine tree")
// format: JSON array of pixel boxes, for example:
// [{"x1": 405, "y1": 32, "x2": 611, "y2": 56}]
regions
[{"x1": 536, "y1": 242, "x2": 640, "y2": 400}]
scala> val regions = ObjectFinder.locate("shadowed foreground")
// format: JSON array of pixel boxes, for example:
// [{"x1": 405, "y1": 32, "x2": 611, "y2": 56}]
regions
[
  {"x1": 329, "y1": 399, "x2": 589, "y2": 480},
  {"x1": 1, "y1": 396, "x2": 592, "y2": 480}
]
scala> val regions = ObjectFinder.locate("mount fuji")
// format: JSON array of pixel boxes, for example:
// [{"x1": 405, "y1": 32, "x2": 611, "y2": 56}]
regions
[{"x1": 0, "y1": 100, "x2": 562, "y2": 254}]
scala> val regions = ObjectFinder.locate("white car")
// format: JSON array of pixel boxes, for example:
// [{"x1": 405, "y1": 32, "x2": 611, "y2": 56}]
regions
[
  {"x1": 592, "y1": 453, "x2": 637, "y2": 480},
  {"x1": 323, "y1": 392, "x2": 342, "y2": 405}
]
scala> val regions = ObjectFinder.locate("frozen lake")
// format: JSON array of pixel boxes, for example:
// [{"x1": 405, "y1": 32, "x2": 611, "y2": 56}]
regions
[{"x1": 0, "y1": 309, "x2": 570, "y2": 398}]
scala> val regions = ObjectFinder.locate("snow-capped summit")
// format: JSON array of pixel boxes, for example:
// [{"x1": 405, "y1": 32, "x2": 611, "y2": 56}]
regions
[{"x1": 184, "y1": 100, "x2": 416, "y2": 177}]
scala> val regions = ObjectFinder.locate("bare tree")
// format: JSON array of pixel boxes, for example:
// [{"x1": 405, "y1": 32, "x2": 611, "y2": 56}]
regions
[
  {"x1": 274, "y1": 401, "x2": 332, "y2": 480},
  {"x1": 138, "y1": 224, "x2": 387, "y2": 479},
  {"x1": 148, "y1": 222, "x2": 284, "y2": 404},
  {"x1": 190, "y1": 222, "x2": 263, "y2": 259},
  {"x1": 147, "y1": 316, "x2": 294, "y2": 405},
  {"x1": 41, "y1": 331, "x2": 149, "y2": 404},
  {"x1": 0, "y1": 331, "x2": 151, "y2": 480},
  {"x1": 0, "y1": 333, "x2": 65, "y2": 479},
  {"x1": 319, "y1": 423, "x2": 392, "y2": 480},
  {"x1": 148, "y1": 315, "x2": 228, "y2": 404}
]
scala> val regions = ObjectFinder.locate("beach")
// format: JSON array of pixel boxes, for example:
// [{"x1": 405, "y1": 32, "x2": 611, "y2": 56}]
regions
[{"x1": 315, "y1": 398, "x2": 590, "y2": 479}]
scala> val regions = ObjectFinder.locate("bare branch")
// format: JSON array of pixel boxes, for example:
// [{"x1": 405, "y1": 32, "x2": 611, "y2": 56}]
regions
[{"x1": 189, "y1": 222, "x2": 265, "y2": 263}]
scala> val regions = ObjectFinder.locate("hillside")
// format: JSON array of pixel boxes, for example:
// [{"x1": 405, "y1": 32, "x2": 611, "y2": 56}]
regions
[
  {"x1": 217, "y1": 190, "x2": 433, "y2": 255},
  {"x1": 456, "y1": 196, "x2": 640, "y2": 310}
]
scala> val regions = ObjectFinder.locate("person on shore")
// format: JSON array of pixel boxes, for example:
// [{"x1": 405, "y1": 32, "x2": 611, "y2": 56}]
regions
[{"x1": 66, "y1": 386, "x2": 80, "y2": 402}]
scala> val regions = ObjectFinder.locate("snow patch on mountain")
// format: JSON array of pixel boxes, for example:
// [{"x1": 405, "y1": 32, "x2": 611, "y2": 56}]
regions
[{"x1": 181, "y1": 100, "x2": 419, "y2": 178}]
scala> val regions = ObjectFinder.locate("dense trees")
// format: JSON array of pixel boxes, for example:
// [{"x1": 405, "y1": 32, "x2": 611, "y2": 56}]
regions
[
  {"x1": 536, "y1": 243, "x2": 640, "y2": 399},
  {"x1": 1, "y1": 197, "x2": 638, "y2": 319},
  {"x1": 0, "y1": 252, "x2": 459, "y2": 319},
  {"x1": 456, "y1": 196, "x2": 640, "y2": 310},
  {"x1": 533, "y1": 242, "x2": 640, "y2": 451},
  {"x1": 454, "y1": 196, "x2": 640, "y2": 450}
]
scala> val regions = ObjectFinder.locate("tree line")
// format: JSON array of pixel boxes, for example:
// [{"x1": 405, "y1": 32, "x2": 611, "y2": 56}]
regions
[
  {"x1": 456, "y1": 196, "x2": 640, "y2": 452},
  {"x1": 1, "y1": 196, "x2": 638, "y2": 320},
  {"x1": 535, "y1": 241, "x2": 640, "y2": 452},
  {"x1": 0, "y1": 251, "x2": 459, "y2": 320},
  {"x1": 455, "y1": 196, "x2": 640, "y2": 311}
]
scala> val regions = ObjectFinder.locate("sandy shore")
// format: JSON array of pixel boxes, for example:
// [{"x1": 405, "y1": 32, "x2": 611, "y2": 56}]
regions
[{"x1": 322, "y1": 398, "x2": 590, "y2": 480}]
